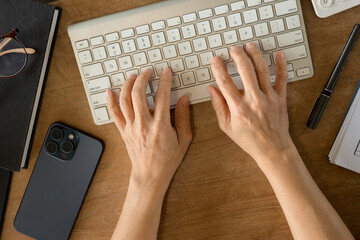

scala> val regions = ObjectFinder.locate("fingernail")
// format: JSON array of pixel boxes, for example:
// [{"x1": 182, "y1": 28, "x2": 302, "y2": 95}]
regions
[
  {"x1": 106, "y1": 89, "x2": 111, "y2": 98},
  {"x1": 279, "y1": 51, "x2": 285, "y2": 59},
  {"x1": 182, "y1": 95, "x2": 189, "y2": 106},
  {"x1": 230, "y1": 45, "x2": 239, "y2": 51},
  {"x1": 246, "y1": 42, "x2": 256, "y2": 49},
  {"x1": 129, "y1": 74, "x2": 137, "y2": 79}
]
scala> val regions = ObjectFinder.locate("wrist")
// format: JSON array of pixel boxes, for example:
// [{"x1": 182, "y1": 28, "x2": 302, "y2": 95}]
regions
[{"x1": 129, "y1": 172, "x2": 170, "y2": 198}]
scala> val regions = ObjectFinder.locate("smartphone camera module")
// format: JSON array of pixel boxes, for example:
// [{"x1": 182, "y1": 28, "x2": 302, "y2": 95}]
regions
[{"x1": 44, "y1": 124, "x2": 79, "y2": 161}]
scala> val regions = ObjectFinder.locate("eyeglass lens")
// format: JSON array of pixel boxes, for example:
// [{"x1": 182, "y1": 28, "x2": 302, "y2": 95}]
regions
[{"x1": 0, "y1": 38, "x2": 27, "y2": 77}]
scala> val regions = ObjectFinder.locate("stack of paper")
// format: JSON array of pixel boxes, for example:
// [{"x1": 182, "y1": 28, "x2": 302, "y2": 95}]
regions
[{"x1": 329, "y1": 79, "x2": 360, "y2": 174}]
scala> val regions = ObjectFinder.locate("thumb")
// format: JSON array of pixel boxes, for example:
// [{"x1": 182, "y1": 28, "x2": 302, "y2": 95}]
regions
[{"x1": 175, "y1": 95, "x2": 192, "y2": 146}]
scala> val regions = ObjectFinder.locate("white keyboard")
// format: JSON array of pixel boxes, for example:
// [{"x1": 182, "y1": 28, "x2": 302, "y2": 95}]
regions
[
  {"x1": 68, "y1": 0, "x2": 314, "y2": 125},
  {"x1": 311, "y1": 0, "x2": 360, "y2": 18}
]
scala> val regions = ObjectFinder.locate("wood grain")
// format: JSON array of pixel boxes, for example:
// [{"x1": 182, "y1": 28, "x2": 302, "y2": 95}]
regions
[{"x1": 2, "y1": 0, "x2": 360, "y2": 239}]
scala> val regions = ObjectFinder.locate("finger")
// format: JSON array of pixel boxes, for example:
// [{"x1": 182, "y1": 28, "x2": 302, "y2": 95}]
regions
[
  {"x1": 245, "y1": 43, "x2": 272, "y2": 94},
  {"x1": 120, "y1": 74, "x2": 136, "y2": 123},
  {"x1": 207, "y1": 86, "x2": 231, "y2": 131},
  {"x1": 106, "y1": 89, "x2": 125, "y2": 132},
  {"x1": 131, "y1": 69, "x2": 152, "y2": 119},
  {"x1": 230, "y1": 46, "x2": 260, "y2": 94},
  {"x1": 175, "y1": 95, "x2": 192, "y2": 146},
  {"x1": 154, "y1": 68, "x2": 172, "y2": 122},
  {"x1": 211, "y1": 56, "x2": 241, "y2": 108},
  {"x1": 273, "y1": 51, "x2": 288, "y2": 98}
]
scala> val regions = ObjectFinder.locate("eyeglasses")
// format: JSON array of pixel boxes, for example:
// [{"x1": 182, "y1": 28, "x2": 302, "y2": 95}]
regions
[{"x1": 0, "y1": 29, "x2": 36, "y2": 79}]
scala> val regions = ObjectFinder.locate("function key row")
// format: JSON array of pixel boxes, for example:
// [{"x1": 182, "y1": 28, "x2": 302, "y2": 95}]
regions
[{"x1": 75, "y1": 0, "x2": 297, "y2": 50}]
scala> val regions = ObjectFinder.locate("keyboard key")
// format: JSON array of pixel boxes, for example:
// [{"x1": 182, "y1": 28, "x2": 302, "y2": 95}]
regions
[
  {"x1": 193, "y1": 38, "x2": 208, "y2": 52},
  {"x1": 288, "y1": 71, "x2": 295, "y2": 79},
  {"x1": 93, "y1": 46, "x2": 107, "y2": 61},
  {"x1": 137, "y1": 36, "x2": 152, "y2": 50},
  {"x1": 133, "y1": 52, "x2": 148, "y2": 66},
  {"x1": 152, "y1": 20, "x2": 166, "y2": 31},
  {"x1": 259, "y1": 5, "x2": 274, "y2": 20},
  {"x1": 166, "y1": 28, "x2": 181, "y2": 43},
  {"x1": 254, "y1": 22, "x2": 270, "y2": 37},
  {"x1": 239, "y1": 26, "x2": 254, "y2": 40},
  {"x1": 140, "y1": 66, "x2": 155, "y2": 78},
  {"x1": 273, "y1": 45, "x2": 307, "y2": 62},
  {"x1": 151, "y1": 32, "x2": 166, "y2": 46},
  {"x1": 215, "y1": 48, "x2": 230, "y2": 61},
  {"x1": 277, "y1": 30, "x2": 304, "y2": 48},
  {"x1": 231, "y1": 1, "x2": 245, "y2": 11},
  {"x1": 87, "y1": 76, "x2": 111, "y2": 92},
  {"x1": 200, "y1": 51, "x2": 214, "y2": 65},
  {"x1": 183, "y1": 13, "x2": 197, "y2": 23},
  {"x1": 147, "y1": 96, "x2": 155, "y2": 110},
  {"x1": 107, "y1": 43, "x2": 122, "y2": 57},
  {"x1": 208, "y1": 34, "x2": 223, "y2": 48},
  {"x1": 91, "y1": 89, "x2": 119, "y2": 106},
  {"x1": 214, "y1": 5, "x2": 229, "y2": 15},
  {"x1": 91, "y1": 91, "x2": 107, "y2": 107},
  {"x1": 197, "y1": 21, "x2": 212, "y2": 35},
  {"x1": 90, "y1": 36, "x2": 104, "y2": 46},
  {"x1": 167, "y1": 16, "x2": 181, "y2": 27},
  {"x1": 226, "y1": 61, "x2": 238, "y2": 75},
  {"x1": 228, "y1": 13, "x2": 242, "y2": 28},
  {"x1": 181, "y1": 71, "x2": 196, "y2": 85},
  {"x1": 297, "y1": 67, "x2": 311, "y2": 77},
  {"x1": 111, "y1": 73, "x2": 126, "y2": 86},
  {"x1": 105, "y1": 32, "x2": 120, "y2": 42},
  {"x1": 178, "y1": 41, "x2": 193, "y2": 55},
  {"x1": 155, "y1": 62, "x2": 169, "y2": 76},
  {"x1": 121, "y1": 28, "x2": 135, "y2": 38},
  {"x1": 223, "y1": 30, "x2": 238, "y2": 44},
  {"x1": 170, "y1": 59, "x2": 185, "y2": 72},
  {"x1": 78, "y1": 50, "x2": 92, "y2": 64},
  {"x1": 286, "y1": 15, "x2": 301, "y2": 29},
  {"x1": 270, "y1": 19, "x2": 285, "y2": 33},
  {"x1": 196, "y1": 68, "x2": 211, "y2": 82},
  {"x1": 136, "y1": 24, "x2": 150, "y2": 35},
  {"x1": 148, "y1": 48, "x2": 163, "y2": 62},
  {"x1": 246, "y1": 0, "x2": 261, "y2": 7},
  {"x1": 94, "y1": 107, "x2": 109, "y2": 122},
  {"x1": 75, "y1": 40, "x2": 89, "y2": 50},
  {"x1": 126, "y1": 69, "x2": 139, "y2": 78},
  {"x1": 151, "y1": 75, "x2": 181, "y2": 91},
  {"x1": 212, "y1": 17, "x2": 227, "y2": 32},
  {"x1": 82, "y1": 63, "x2": 104, "y2": 79},
  {"x1": 163, "y1": 45, "x2": 178, "y2": 59},
  {"x1": 263, "y1": 53, "x2": 272, "y2": 66},
  {"x1": 122, "y1": 39, "x2": 137, "y2": 54},
  {"x1": 182, "y1": 24, "x2": 197, "y2": 39},
  {"x1": 104, "y1": 59, "x2": 119, "y2": 73},
  {"x1": 275, "y1": 0, "x2": 298, "y2": 16},
  {"x1": 261, "y1": 36, "x2": 276, "y2": 51},
  {"x1": 118, "y1": 56, "x2": 133, "y2": 70},
  {"x1": 243, "y1": 9, "x2": 258, "y2": 24},
  {"x1": 198, "y1": 9, "x2": 213, "y2": 19},
  {"x1": 185, "y1": 55, "x2": 200, "y2": 69}
]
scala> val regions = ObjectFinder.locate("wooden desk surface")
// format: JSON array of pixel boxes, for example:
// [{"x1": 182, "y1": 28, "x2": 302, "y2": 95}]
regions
[{"x1": 2, "y1": 1, "x2": 360, "y2": 239}]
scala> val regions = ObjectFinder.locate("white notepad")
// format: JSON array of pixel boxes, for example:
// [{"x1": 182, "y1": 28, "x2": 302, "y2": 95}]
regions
[{"x1": 329, "y1": 80, "x2": 360, "y2": 174}]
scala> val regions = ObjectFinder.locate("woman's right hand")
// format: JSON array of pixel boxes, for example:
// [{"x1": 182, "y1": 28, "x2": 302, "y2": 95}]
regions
[{"x1": 208, "y1": 44, "x2": 295, "y2": 164}]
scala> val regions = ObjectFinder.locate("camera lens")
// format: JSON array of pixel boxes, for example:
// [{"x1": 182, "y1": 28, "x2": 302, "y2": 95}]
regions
[
  {"x1": 50, "y1": 127, "x2": 63, "y2": 140},
  {"x1": 61, "y1": 141, "x2": 73, "y2": 153},
  {"x1": 46, "y1": 142, "x2": 58, "y2": 154}
]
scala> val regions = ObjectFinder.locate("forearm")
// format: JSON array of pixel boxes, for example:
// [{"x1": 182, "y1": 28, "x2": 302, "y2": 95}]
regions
[
  {"x1": 257, "y1": 145, "x2": 354, "y2": 240},
  {"x1": 111, "y1": 177, "x2": 167, "y2": 240}
]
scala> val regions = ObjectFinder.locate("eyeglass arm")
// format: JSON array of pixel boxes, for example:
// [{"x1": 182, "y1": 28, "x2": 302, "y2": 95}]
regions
[{"x1": 0, "y1": 48, "x2": 36, "y2": 57}]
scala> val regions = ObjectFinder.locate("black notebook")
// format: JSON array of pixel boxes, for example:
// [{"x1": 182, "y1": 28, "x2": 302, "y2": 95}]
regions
[
  {"x1": 0, "y1": 0, "x2": 60, "y2": 171},
  {"x1": 0, "y1": 169, "x2": 11, "y2": 233}
]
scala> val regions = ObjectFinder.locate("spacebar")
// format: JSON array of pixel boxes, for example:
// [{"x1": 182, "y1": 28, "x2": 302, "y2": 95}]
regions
[{"x1": 169, "y1": 76, "x2": 243, "y2": 106}]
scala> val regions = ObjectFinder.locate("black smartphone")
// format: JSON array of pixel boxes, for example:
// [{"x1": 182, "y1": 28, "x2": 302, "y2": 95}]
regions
[{"x1": 14, "y1": 123, "x2": 103, "y2": 240}]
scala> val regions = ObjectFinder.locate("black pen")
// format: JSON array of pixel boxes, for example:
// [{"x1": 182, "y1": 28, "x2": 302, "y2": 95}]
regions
[{"x1": 306, "y1": 24, "x2": 360, "y2": 129}]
